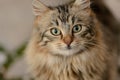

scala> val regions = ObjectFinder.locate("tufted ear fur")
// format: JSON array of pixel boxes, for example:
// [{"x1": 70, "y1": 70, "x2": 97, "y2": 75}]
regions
[
  {"x1": 32, "y1": 0, "x2": 50, "y2": 16},
  {"x1": 73, "y1": 0, "x2": 90, "y2": 9}
]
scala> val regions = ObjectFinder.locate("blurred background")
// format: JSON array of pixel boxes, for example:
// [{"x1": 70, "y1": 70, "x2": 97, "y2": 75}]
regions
[{"x1": 0, "y1": 0, "x2": 120, "y2": 80}]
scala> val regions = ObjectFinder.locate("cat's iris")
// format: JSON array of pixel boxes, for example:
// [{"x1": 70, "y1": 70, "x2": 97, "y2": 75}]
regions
[
  {"x1": 73, "y1": 24, "x2": 82, "y2": 33},
  {"x1": 50, "y1": 28, "x2": 61, "y2": 36}
]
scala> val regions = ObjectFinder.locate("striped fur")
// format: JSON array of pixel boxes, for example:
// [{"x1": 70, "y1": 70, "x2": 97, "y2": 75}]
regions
[{"x1": 26, "y1": 0, "x2": 118, "y2": 80}]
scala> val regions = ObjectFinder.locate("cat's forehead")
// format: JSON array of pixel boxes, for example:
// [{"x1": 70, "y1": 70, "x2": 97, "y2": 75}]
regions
[
  {"x1": 51, "y1": 5, "x2": 90, "y2": 24},
  {"x1": 52, "y1": 5, "x2": 72, "y2": 20},
  {"x1": 49, "y1": 6, "x2": 70, "y2": 27}
]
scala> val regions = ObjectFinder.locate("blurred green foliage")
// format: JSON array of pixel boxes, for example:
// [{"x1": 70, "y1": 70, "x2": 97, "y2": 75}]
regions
[
  {"x1": 0, "y1": 43, "x2": 27, "y2": 80},
  {"x1": 0, "y1": 46, "x2": 5, "y2": 52}
]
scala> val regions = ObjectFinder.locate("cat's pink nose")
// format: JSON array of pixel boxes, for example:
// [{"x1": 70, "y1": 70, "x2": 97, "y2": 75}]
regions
[{"x1": 63, "y1": 35, "x2": 73, "y2": 46}]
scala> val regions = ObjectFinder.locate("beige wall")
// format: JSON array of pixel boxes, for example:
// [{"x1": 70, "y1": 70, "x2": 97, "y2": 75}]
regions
[{"x1": 0, "y1": 0, "x2": 33, "y2": 51}]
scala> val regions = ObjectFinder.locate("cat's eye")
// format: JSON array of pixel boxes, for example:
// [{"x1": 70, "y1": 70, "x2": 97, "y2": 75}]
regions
[
  {"x1": 50, "y1": 28, "x2": 61, "y2": 36},
  {"x1": 73, "y1": 24, "x2": 82, "y2": 33}
]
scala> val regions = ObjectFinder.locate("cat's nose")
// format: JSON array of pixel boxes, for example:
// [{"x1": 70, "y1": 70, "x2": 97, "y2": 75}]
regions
[{"x1": 63, "y1": 35, "x2": 73, "y2": 46}]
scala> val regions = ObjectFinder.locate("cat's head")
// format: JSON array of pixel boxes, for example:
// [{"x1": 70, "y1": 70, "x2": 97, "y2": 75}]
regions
[{"x1": 32, "y1": 0, "x2": 99, "y2": 56}]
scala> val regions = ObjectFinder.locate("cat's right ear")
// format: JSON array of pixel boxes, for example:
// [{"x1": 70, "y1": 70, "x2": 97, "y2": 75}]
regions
[{"x1": 32, "y1": 0, "x2": 50, "y2": 16}]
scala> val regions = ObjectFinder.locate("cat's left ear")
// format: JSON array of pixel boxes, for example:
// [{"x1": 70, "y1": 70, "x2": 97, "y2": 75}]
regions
[
  {"x1": 72, "y1": 0, "x2": 90, "y2": 9},
  {"x1": 32, "y1": 0, "x2": 50, "y2": 16}
]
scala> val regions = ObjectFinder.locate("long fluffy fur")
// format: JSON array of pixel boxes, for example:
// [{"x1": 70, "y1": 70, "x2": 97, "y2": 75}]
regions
[{"x1": 26, "y1": 0, "x2": 118, "y2": 80}]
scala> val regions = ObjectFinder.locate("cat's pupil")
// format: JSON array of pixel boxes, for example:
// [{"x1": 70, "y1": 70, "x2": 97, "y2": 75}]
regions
[
  {"x1": 75, "y1": 26, "x2": 79, "y2": 30},
  {"x1": 54, "y1": 29, "x2": 58, "y2": 34}
]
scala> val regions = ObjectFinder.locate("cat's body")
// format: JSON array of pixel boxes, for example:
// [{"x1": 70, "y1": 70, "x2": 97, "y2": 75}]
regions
[{"x1": 26, "y1": 0, "x2": 118, "y2": 80}]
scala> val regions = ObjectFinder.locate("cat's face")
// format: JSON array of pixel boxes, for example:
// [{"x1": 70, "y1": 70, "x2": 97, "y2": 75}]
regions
[{"x1": 32, "y1": 0, "x2": 97, "y2": 56}]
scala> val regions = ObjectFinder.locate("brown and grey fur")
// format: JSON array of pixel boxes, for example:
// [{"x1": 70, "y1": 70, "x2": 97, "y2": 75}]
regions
[{"x1": 26, "y1": 0, "x2": 118, "y2": 80}]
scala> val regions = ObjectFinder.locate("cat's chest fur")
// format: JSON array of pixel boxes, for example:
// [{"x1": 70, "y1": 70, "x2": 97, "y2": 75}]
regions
[
  {"x1": 42, "y1": 57, "x2": 84, "y2": 80},
  {"x1": 27, "y1": 45, "x2": 107, "y2": 80}
]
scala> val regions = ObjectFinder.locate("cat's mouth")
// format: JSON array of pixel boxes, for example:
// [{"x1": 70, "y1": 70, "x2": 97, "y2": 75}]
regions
[
  {"x1": 60, "y1": 45, "x2": 74, "y2": 50},
  {"x1": 56, "y1": 45, "x2": 85, "y2": 56},
  {"x1": 66, "y1": 45, "x2": 72, "y2": 50},
  {"x1": 49, "y1": 44, "x2": 85, "y2": 56}
]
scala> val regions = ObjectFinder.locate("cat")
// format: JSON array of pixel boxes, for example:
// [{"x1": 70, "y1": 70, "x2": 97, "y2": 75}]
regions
[{"x1": 26, "y1": 0, "x2": 118, "y2": 80}]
